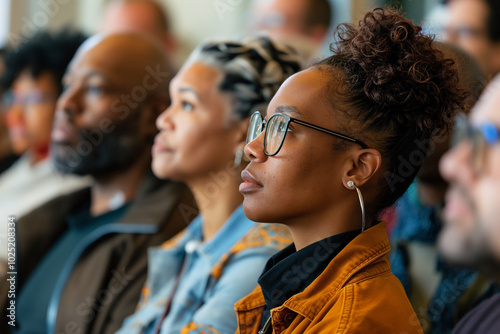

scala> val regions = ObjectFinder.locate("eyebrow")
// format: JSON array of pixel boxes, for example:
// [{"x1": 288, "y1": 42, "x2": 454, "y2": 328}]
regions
[
  {"x1": 179, "y1": 87, "x2": 202, "y2": 102},
  {"x1": 63, "y1": 71, "x2": 108, "y2": 86},
  {"x1": 85, "y1": 71, "x2": 108, "y2": 81},
  {"x1": 275, "y1": 105, "x2": 302, "y2": 117}
]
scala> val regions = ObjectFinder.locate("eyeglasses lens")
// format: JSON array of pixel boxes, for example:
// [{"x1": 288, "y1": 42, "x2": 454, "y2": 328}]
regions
[
  {"x1": 265, "y1": 115, "x2": 288, "y2": 156},
  {"x1": 247, "y1": 112, "x2": 263, "y2": 144}
]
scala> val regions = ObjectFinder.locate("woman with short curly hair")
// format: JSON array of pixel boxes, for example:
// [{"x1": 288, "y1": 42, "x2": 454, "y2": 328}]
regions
[{"x1": 236, "y1": 8, "x2": 466, "y2": 334}]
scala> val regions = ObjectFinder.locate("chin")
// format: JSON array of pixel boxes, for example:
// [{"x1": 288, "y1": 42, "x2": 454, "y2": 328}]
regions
[
  {"x1": 151, "y1": 159, "x2": 170, "y2": 179},
  {"x1": 242, "y1": 200, "x2": 265, "y2": 222},
  {"x1": 12, "y1": 142, "x2": 29, "y2": 156},
  {"x1": 437, "y1": 227, "x2": 472, "y2": 267},
  {"x1": 152, "y1": 168, "x2": 172, "y2": 180},
  {"x1": 242, "y1": 199, "x2": 284, "y2": 224}
]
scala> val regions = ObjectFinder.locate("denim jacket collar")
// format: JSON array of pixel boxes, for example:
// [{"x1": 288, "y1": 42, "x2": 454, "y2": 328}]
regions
[{"x1": 136, "y1": 205, "x2": 254, "y2": 323}]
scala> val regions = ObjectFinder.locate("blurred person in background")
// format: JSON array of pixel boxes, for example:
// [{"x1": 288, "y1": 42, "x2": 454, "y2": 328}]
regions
[
  {"x1": 0, "y1": 31, "x2": 91, "y2": 262},
  {"x1": 100, "y1": 0, "x2": 177, "y2": 65},
  {"x1": 118, "y1": 35, "x2": 299, "y2": 334},
  {"x1": 0, "y1": 33, "x2": 193, "y2": 334},
  {"x1": 438, "y1": 74, "x2": 500, "y2": 334},
  {"x1": 442, "y1": 0, "x2": 500, "y2": 81},
  {"x1": 249, "y1": 0, "x2": 332, "y2": 65},
  {"x1": 390, "y1": 42, "x2": 500, "y2": 334},
  {"x1": 0, "y1": 48, "x2": 18, "y2": 174}
]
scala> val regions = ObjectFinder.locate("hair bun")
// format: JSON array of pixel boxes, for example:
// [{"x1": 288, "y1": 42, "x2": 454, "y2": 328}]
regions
[{"x1": 329, "y1": 8, "x2": 461, "y2": 135}]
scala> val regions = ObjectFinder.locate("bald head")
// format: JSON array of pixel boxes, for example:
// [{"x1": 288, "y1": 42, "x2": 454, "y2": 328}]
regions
[
  {"x1": 72, "y1": 33, "x2": 172, "y2": 96},
  {"x1": 251, "y1": 0, "x2": 331, "y2": 44},
  {"x1": 100, "y1": 0, "x2": 176, "y2": 53}
]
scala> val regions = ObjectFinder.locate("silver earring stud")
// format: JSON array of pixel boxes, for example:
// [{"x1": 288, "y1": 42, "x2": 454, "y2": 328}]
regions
[{"x1": 347, "y1": 180, "x2": 355, "y2": 188}]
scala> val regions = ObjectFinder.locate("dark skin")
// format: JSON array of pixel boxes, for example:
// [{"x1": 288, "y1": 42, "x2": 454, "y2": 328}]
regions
[
  {"x1": 242, "y1": 67, "x2": 383, "y2": 250},
  {"x1": 51, "y1": 34, "x2": 170, "y2": 215}
]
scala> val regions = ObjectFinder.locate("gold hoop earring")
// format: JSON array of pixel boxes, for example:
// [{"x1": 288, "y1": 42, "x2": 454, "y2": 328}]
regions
[{"x1": 347, "y1": 180, "x2": 366, "y2": 232}]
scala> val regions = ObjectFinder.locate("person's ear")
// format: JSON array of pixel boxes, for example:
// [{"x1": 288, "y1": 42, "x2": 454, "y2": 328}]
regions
[{"x1": 341, "y1": 149, "x2": 382, "y2": 188}]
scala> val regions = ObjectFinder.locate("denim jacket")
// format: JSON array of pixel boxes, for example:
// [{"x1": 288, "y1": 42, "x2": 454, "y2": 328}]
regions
[{"x1": 118, "y1": 205, "x2": 291, "y2": 334}]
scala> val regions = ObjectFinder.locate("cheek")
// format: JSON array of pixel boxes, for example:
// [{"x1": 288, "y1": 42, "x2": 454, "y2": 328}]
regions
[
  {"x1": 243, "y1": 150, "x2": 340, "y2": 222},
  {"x1": 476, "y1": 180, "x2": 500, "y2": 257},
  {"x1": 80, "y1": 97, "x2": 123, "y2": 127},
  {"x1": 153, "y1": 125, "x2": 203, "y2": 179},
  {"x1": 5, "y1": 106, "x2": 25, "y2": 128},
  {"x1": 154, "y1": 120, "x2": 234, "y2": 180},
  {"x1": 177, "y1": 123, "x2": 213, "y2": 162},
  {"x1": 25, "y1": 105, "x2": 55, "y2": 140}
]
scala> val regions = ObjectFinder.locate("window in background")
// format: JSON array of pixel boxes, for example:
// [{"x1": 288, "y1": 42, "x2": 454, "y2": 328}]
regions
[{"x1": 0, "y1": 0, "x2": 11, "y2": 48}]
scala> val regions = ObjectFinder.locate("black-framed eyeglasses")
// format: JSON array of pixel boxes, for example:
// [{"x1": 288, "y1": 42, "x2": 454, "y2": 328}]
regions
[
  {"x1": 452, "y1": 113, "x2": 500, "y2": 173},
  {"x1": 246, "y1": 111, "x2": 368, "y2": 156}
]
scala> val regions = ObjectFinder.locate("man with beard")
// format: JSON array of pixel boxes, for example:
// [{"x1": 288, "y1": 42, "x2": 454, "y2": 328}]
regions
[
  {"x1": 0, "y1": 33, "x2": 195, "y2": 334},
  {"x1": 438, "y1": 74, "x2": 500, "y2": 333}
]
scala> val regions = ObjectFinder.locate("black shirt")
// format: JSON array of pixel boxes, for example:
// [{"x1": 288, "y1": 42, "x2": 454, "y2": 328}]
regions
[
  {"x1": 258, "y1": 229, "x2": 361, "y2": 330},
  {"x1": 452, "y1": 293, "x2": 500, "y2": 334}
]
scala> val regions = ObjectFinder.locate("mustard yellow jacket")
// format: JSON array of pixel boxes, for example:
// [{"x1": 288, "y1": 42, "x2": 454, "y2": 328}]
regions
[{"x1": 234, "y1": 222, "x2": 423, "y2": 334}]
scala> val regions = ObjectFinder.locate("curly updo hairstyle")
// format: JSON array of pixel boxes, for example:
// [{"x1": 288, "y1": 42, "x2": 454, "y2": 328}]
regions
[
  {"x1": 184, "y1": 35, "x2": 302, "y2": 119},
  {"x1": 318, "y1": 7, "x2": 466, "y2": 213}
]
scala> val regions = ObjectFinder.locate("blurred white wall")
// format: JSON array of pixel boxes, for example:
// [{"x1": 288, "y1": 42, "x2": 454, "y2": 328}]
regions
[
  {"x1": 0, "y1": 0, "x2": 10, "y2": 47},
  {"x1": 1, "y1": 0, "x2": 418, "y2": 62}
]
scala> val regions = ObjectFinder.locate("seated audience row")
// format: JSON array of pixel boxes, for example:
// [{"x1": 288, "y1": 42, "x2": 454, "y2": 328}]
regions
[{"x1": 1, "y1": 4, "x2": 499, "y2": 334}]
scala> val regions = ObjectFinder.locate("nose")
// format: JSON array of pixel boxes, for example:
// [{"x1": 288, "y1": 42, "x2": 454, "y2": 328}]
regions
[
  {"x1": 439, "y1": 141, "x2": 476, "y2": 187},
  {"x1": 56, "y1": 86, "x2": 80, "y2": 119},
  {"x1": 156, "y1": 105, "x2": 175, "y2": 131},
  {"x1": 244, "y1": 131, "x2": 268, "y2": 163}
]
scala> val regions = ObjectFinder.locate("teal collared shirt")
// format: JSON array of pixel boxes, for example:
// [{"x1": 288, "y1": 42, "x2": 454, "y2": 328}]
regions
[{"x1": 15, "y1": 201, "x2": 130, "y2": 334}]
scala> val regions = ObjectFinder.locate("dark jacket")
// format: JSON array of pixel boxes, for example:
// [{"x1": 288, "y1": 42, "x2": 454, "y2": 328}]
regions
[
  {"x1": 0, "y1": 173, "x2": 196, "y2": 334},
  {"x1": 452, "y1": 294, "x2": 500, "y2": 334}
]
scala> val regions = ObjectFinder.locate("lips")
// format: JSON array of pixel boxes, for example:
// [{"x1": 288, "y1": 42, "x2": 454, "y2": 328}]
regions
[
  {"x1": 51, "y1": 122, "x2": 78, "y2": 143},
  {"x1": 152, "y1": 134, "x2": 174, "y2": 153},
  {"x1": 7, "y1": 125, "x2": 27, "y2": 140},
  {"x1": 443, "y1": 186, "x2": 473, "y2": 224},
  {"x1": 239, "y1": 169, "x2": 263, "y2": 193}
]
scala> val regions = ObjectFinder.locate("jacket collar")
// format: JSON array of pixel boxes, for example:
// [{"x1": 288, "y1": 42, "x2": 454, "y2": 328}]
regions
[
  {"x1": 118, "y1": 171, "x2": 191, "y2": 228},
  {"x1": 235, "y1": 222, "x2": 391, "y2": 320}
]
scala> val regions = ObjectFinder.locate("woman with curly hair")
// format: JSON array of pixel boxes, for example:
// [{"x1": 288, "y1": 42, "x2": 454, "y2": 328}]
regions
[
  {"x1": 236, "y1": 8, "x2": 466, "y2": 334},
  {"x1": 117, "y1": 36, "x2": 300, "y2": 334}
]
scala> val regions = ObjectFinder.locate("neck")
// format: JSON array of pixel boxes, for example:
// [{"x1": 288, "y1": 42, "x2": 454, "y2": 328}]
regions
[
  {"x1": 28, "y1": 143, "x2": 50, "y2": 165},
  {"x1": 286, "y1": 199, "x2": 366, "y2": 251},
  {"x1": 90, "y1": 152, "x2": 150, "y2": 216},
  {"x1": 188, "y1": 170, "x2": 244, "y2": 242}
]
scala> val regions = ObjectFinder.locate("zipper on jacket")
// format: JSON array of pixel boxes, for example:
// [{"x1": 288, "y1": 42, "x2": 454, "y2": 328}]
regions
[{"x1": 259, "y1": 316, "x2": 272, "y2": 334}]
